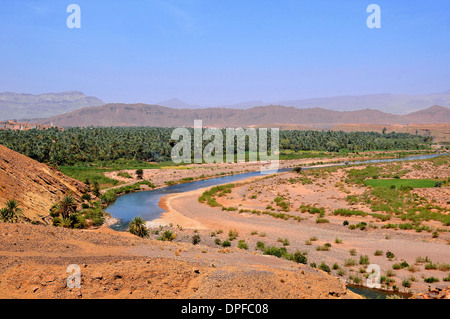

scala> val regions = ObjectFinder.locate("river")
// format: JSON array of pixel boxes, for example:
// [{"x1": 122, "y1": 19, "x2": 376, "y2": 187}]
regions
[{"x1": 106, "y1": 153, "x2": 445, "y2": 230}]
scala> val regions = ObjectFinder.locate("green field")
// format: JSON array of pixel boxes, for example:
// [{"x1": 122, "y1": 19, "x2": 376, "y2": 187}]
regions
[{"x1": 364, "y1": 179, "x2": 438, "y2": 188}]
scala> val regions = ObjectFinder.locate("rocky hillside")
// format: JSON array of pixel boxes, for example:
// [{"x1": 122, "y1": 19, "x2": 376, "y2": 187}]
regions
[
  {"x1": 0, "y1": 145, "x2": 88, "y2": 223},
  {"x1": 36, "y1": 104, "x2": 450, "y2": 128}
]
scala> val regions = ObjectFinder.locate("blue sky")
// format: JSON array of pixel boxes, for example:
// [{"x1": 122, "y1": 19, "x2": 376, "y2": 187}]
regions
[{"x1": 0, "y1": 0, "x2": 449, "y2": 105}]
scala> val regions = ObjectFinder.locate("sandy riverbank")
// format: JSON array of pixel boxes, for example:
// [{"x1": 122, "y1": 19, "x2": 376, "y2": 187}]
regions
[{"x1": 150, "y1": 157, "x2": 450, "y2": 295}]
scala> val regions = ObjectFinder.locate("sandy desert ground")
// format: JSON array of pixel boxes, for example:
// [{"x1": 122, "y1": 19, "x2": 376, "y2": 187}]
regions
[
  {"x1": 147, "y1": 156, "x2": 450, "y2": 295},
  {"x1": 0, "y1": 222, "x2": 358, "y2": 299}
]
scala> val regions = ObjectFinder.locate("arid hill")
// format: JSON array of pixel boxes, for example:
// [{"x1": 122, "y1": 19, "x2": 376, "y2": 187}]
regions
[
  {"x1": 0, "y1": 145, "x2": 88, "y2": 223},
  {"x1": 35, "y1": 104, "x2": 450, "y2": 128},
  {"x1": 0, "y1": 223, "x2": 359, "y2": 299}
]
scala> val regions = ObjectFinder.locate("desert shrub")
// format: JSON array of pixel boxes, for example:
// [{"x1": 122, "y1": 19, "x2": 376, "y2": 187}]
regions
[
  {"x1": 437, "y1": 264, "x2": 450, "y2": 271},
  {"x1": 319, "y1": 262, "x2": 331, "y2": 273},
  {"x1": 425, "y1": 262, "x2": 437, "y2": 270},
  {"x1": 289, "y1": 251, "x2": 308, "y2": 264},
  {"x1": 228, "y1": 229, "x2": 238, "y2": 241},
  {"x1": 424, "y1": 277, "x2": 439, "y2": 283},
  {"x1": 192, "y1": 233, "x2": 201, "y2": 245},
  {"x1": 359, "y1": 255, "x2": 370, "y2": 265},
  {"x1": 278, "y1": 238, "x2": 290, "y2": 246},
  {"x1": 333, "y1": 208, "x2": 368, "y2": 217},
  {"x1": 293, "y1": 166, "x2": 302, "y2": 173},
  {"x1": 316, "y1": 217, "x2": 329, "y2": 224},
  {"x1": 263, "y1": 246, "x2": 288, "y2": 258},
  {"x1": 392, "y1": 261, "x2": 409, "y2": 270},
  {"x1": 386, "y1": 251, "x2": 395, "y2": 259},
  {"x1": 402, "y1": 279, "x2": 411, "y2": 288},
  {"x1": 316, "y1": 245, "x2": 330, "y2": 251},
  {"x1": 374, "y1": 250, "x2": 383, "y2": 256},
  {"x1": 344, "y1": 259, "x2": 357, "y2": 267},
  {"x1": 221, "y1": 240, "x2": 231, "y2": 247},
  {"x1": 158, "y1": 230, "x2": 177, "y2": 241},
  {"x1": 256, "y1": 241, "x2": 265, "y2": 250},
  {"x1": 385, "y1": 270, "x2": 395, "y2": 277},
  {"x1": 237, "y1": 240, "x2": 248, "y2": 250}
]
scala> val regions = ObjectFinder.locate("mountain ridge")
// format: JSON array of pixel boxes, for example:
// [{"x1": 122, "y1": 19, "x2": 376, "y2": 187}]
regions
[
  {"x1": 0, "y1": 91, "x2": 104, "y2": 121},
  {"x1": 34, "y1": 103, "x2": 450, "y2": 128}
]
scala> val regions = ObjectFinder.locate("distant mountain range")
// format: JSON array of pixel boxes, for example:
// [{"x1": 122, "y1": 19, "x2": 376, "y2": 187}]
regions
[
  {"x1": 2, "y1": 90, "x2": 450, "y2": 124},
  {"x1": 35, "y1": 104, "x2": 450, "y2": 128},
  {"x1": 0, "y1": 91, "x2": 104, "y2": 121},
  {"x1": 157, "y1": 91, "x2": 450, "y2": 114}
]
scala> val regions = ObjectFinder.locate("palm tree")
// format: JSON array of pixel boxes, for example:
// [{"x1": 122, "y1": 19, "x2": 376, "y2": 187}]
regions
[
  {"x1": 0, "y1": 199, "x2": 23, "y2": 223},
  {"x1": 51, "y1": 195, "x2": 77, "y2": 219},
  {"x1": 128, "y1": 216, "x2": 149, "y2": 238}
]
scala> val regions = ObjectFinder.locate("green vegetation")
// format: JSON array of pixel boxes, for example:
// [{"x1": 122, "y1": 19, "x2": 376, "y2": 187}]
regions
[
  {"x1": 135, "y1": 168, "x2": 144, "y2": 179},
  {"x1": 0, "y1": 199, "x2": 24, "y2": 223},
  {"x1": 128, "y1": 216, "x2": 149, "y2": 238},
  {"x1": 392, "y1": 261, "x2": 409, "y2": 270},
  {"x1": 263, "y1": 246, "x2": 308, "y2": 265},
  {"x1": 101, "y1": 180, "x2": 156, "y2": 205},
  {"x1": 50, "y1": 195, "x2": 103, "y2": 229},
  {"x1": 192, "y1": 233, "x2": 201, "y2": 245},
  {"x1": 359, "y1": 255, "x2": 370, "y2": 265},
  {"x1": 0, "y1": 127, "x2": 431, "y2": 168},
  {"x1": 386, "y1": 251, "x2": 395, "y2": 260},
  {"x1": 237, "y1": 240, "x2": 248, "y2": 250},
  {"x1": 117, "y1": 171, "x2": 132, "y2": 179},
  {"x1": 228, "y1": 229, "x2": 239, "y2": 241},
  {"x1": 318, "y1": 262, "x2": 331, "y2": 273},
  {"x1": 344, "y1": 182, "x2": 449, "y2": 226},
  {"x1": 274, "y1": 195, "x2": 290, "y2": 212},
  {"x1": 277, "y1": 238, "x2": 290, "y2": 246},
  {"x1": 316, "y1": 244, "x2": 330, "y2": 251},
  {"x1": 158, "y1": 230, "x2": 177, "y2": 241},
  {"x1": 221, "y1": 240, "x2": 231, "y2": 247},
  {"x1": 374, "y1": 250, "x2": 383, "y2": 256},
  {"x1": 299, "y1": 205, "x2": 325, "y2": 215},
  {"x1": 424, "y1": 277, "x2": 439, "y2": 283},
  {"x1": 364, "y1": 179, "x2": 438, "y2": 188},
  {"x1": 402, "y1": 279, "x2": 412, "y2": 288},
  {"x1": 333, "y1": 208, "x2": 368, "y2": 217}
]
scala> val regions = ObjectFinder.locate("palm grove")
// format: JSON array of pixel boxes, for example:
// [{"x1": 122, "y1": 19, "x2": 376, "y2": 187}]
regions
[{"x1": 0, "y1": 127, "x2": 432, "y2": 166}]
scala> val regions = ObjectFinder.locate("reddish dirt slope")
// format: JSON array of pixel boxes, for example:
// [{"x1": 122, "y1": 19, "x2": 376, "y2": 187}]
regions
[{"x1": 0, "y1": 144, "x2": 88, "y2": 223}]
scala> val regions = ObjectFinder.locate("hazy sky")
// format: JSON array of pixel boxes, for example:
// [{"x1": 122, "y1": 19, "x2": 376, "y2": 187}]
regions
[{"x1": 0, "y1": 0, "x2": 449, "y2": 105}]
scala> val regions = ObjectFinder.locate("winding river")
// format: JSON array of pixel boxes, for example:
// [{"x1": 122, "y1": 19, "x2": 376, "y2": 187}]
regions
[{"x1": 106, "y1": 153, "x2": 445, "y2": 231}]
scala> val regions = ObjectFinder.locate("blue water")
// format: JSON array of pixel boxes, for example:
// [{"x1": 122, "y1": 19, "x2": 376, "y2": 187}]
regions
[{"x1": 106, "y1": 153, "x2": 445, "y2": 230}]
